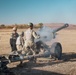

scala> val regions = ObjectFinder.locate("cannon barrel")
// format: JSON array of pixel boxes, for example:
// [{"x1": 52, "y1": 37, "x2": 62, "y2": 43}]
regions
[{"x1": 53, "y1": 23, "x2": 69, "y2": 33}]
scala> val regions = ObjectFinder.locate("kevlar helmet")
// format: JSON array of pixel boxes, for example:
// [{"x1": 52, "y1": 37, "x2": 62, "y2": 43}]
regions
[{"x1": 28, "y1": 22, "x2": 33, "y2": 27}]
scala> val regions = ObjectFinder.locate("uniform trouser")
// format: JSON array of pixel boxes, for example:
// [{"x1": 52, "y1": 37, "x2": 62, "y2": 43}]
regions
[
  {"x1": 16, "y1": 45, "x2": 23, "y2": 51},
  {"x1": 16, "y1": 44, "x2": 24, "y2": 54},
  {"x1": 16, "y1": 45, "x2": 24, "y2": 65},
  {"x1": 10, "y1": 38, "x2": 17, "y2": 51},
  {"x1": 23, "y1": 40, "x2": 36, "y2": 55}
]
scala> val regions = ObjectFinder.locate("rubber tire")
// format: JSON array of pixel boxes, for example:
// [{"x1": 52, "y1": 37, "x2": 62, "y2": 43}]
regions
[{"x1": 50, "y1": 42, "x2": 62, "y2": 60}]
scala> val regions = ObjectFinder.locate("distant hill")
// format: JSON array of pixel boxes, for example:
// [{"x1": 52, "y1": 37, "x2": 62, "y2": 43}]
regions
[{"x1": 43, "y1": 23, "x2": 76, "y2": 30}]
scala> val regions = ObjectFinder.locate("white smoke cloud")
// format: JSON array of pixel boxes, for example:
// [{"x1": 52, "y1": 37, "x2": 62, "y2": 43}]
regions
[{"x1": 35, "y1": 26, "x2": 56, "y2": 43}]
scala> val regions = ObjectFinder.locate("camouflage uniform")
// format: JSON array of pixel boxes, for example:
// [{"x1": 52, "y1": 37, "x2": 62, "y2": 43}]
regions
[{"x1": 10, "y1": 32, "x2": 19, "y2": 51}]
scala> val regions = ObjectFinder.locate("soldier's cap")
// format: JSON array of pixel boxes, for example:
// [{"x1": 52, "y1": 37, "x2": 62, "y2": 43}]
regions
[
  {"x1": 12, "y1": 26, "x2": 17, "y2": 31},
  {"x1": 28, "y1": 22, "x2": 33, "y2": 27}
]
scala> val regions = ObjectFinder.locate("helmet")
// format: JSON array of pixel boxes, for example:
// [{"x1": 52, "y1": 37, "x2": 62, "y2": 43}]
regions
[
  {"x1": 28, "y1": 22, "x2": 33, "y2": 27},
  {"x1": 12, "y1": 26, "x2": 17, "y2": 31}
]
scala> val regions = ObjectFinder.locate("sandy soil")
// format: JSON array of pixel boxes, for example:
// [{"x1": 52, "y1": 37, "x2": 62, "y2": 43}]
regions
[{"x1": 0, "y1": 28, "x2": 76, "y2": 75}]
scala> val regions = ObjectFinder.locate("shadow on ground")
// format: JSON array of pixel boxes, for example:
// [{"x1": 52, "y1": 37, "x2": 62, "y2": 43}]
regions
[
  {"x1": 22, "y1": 52, "x2": 76, "y2": 67},
  {"x1": 2, "y1": 52, "x2": 76, "y2": 75},
  {"x1": 62, "y1": 52, "x2": 76, "y2": 61},
  {"x1": 10, "y1": 67, "x2": 65, "y2": 75},
  {"x1": 8, "y1": 52, "x2": 76, "y2": 75}
]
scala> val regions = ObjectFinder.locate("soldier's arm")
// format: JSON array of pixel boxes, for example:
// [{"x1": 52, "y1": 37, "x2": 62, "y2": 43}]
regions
[
  {"x1": 23, "y1": 32, "x2": 26, "y2": 41},
  {"x1": 33, "y1": 31, "x2": 40, "y2": 39}
]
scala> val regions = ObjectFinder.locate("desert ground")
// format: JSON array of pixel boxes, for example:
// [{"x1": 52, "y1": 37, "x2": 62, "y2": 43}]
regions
[{"x1": 0, "y1": 27, "x2": 76, "y2": 75}]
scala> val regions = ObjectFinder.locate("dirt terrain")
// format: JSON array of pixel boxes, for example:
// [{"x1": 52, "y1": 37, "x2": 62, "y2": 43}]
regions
[{"x1": 0, "y1": 27, "x2": 76, "y2": 75}]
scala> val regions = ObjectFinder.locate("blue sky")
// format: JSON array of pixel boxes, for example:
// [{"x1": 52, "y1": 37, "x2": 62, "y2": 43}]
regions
[{"x1": 0, "y1": 0, "x2": 76, "y2": 25}]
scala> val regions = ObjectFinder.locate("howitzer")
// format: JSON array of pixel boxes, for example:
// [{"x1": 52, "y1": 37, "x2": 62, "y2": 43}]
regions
[
  {"x1": 35, "y1": 23, "x2": 69, "y2": 59},
  {"x1": 8, "y1": 42, "x2": 62, "y2": 62}
]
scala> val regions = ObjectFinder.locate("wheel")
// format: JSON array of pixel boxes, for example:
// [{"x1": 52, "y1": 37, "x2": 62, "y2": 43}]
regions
[{"x1": 50, "y1": 42, "x2": 62, "y2": 60}]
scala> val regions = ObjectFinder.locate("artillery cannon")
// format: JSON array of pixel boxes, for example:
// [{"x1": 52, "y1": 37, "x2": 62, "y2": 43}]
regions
[{"x1": 34, "y1": 23, "x2": 69, "y2": 60}]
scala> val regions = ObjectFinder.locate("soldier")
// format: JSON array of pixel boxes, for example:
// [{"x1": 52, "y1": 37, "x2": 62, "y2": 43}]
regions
[
  {"x1": 10, "y1": 26, "x2": 19, "y2": 52},
  {"x1": 15, "y1": 32, "x2": 25, "y2": 65},
  {"x1": 23, "y1": 23, "x2": 40, "y2": 55},
  {"x1": 16, "y1": 31, "x2": 24, "y2": 52}
]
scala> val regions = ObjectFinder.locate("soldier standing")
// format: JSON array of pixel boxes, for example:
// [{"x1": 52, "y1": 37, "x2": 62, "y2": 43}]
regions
[
  {"x1": 10, "y1": 26, "x2": 19, "y2": 52},
  {"x1": 16, "y1": 31, "x2": 24, "y2": 52},
  {"x1": 23, "y1": 23, "x2": 40, "y2": 55}
]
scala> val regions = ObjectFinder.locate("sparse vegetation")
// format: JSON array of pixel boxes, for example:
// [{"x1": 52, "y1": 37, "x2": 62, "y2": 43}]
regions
[
  {"x1": 0, "y1": 23, "x2": 41, "y2": 29},
  {"x1": 0, "y1": 24, "x2": 6, "y2": 29},
  {"x1": 38, "y1": 23, "x2": 43, "y2": 28}
]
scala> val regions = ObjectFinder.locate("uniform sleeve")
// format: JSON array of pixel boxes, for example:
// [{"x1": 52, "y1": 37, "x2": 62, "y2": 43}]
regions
[
  {"x1": 16, "y1": 37, "x2": 20, "y2": 45},
  {"x1": 23, "y1": 32, "x2": 26, "y2": 41},
  {"x1": 32, "y1": 31, "x2": 40, "y2": 39}
]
